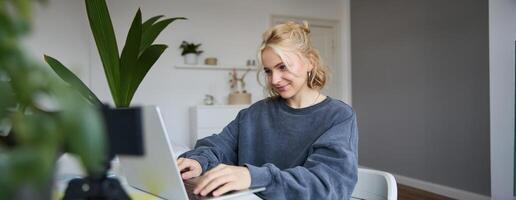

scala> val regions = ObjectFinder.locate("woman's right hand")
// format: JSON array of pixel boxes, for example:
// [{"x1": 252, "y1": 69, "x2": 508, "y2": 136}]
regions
[{"x1": 177, "y1": 157, "x2": 202, "y2": 180}]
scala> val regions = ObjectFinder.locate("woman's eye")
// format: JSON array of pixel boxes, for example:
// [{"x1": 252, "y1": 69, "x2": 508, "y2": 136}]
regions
[
  {"x1": 278, "y1": 64, "x2": 287, "y2": 71},
  {"x1": 264, "y1": 69, "x2": 272, "y2": 75}
]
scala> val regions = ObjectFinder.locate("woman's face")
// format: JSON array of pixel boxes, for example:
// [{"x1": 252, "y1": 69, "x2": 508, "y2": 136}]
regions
[{"x1": 261, "y1": 47, "x2": 312, "y2": 99}]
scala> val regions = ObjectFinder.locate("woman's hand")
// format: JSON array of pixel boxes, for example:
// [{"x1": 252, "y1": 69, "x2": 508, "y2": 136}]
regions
[
  {"x1": 193, "y1": 164, "x2": 251, "y2": 197},
  {"x1": 177, "y1": 158, "x2": 202, "y2": 180}
]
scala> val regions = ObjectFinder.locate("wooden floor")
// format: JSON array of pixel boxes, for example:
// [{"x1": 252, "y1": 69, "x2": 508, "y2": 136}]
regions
[{"x1": 398, "y1": 184, "x2": 454, "y2": 200}]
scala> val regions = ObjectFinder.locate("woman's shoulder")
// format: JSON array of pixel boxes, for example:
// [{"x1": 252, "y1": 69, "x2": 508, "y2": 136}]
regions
[
  {"x1": 326, "y1": 97, "x2": 353, "y2": 111},
  {"x1": 323, "y1": 96, "x2": 355, "y2": 121}
]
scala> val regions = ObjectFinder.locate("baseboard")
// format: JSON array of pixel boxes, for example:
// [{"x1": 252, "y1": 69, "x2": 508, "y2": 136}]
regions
[{"x1": 394, "y1": 173, "x2": 490, "y2": 200}]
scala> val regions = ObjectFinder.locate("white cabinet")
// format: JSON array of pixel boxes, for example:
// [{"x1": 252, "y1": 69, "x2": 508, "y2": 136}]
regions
[{"x1": 189, "y1": 105, "x2": 248, "y2": 147}]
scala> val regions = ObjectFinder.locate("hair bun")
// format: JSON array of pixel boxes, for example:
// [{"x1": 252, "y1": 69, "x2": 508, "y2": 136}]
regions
[{"x1": 302, "y1": 21, "x2": 311, "y2": 34}]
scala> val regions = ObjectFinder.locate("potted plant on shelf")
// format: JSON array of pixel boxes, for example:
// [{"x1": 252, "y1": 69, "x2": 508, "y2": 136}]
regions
[
  {"x1": 179, "y1": 41, "x2": 203, "y2": 65},
  {"x1": 0, "y1": 0, "x2": 106, "y2": 199}
]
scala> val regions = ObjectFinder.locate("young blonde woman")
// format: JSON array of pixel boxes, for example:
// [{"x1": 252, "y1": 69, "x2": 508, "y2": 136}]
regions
[{"x1": 177, "y1": 21, "x2": 358, "y2": 199}]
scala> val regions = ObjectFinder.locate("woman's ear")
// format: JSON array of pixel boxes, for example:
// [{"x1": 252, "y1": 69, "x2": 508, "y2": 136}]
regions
[{"x1": 304, "y1": 53, "x2": 315, "y2": 72}]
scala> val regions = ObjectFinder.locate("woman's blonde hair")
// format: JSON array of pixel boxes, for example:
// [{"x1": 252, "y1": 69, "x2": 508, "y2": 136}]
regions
[{"x1": 257, "y1": 21, "x2": 328, "y2": 97}]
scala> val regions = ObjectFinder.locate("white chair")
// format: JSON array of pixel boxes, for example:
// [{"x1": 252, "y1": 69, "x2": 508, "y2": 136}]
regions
[{"x1": 351, "y1": 168, "x2": 398, "y2": 200}]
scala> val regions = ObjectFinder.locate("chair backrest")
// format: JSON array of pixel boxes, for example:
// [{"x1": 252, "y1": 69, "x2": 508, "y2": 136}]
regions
[{"x1": 351, "y1": 168, "x2": 397, "y2": 200}]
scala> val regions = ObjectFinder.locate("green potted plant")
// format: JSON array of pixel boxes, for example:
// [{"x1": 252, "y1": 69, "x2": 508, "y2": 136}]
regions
[
  {"x1": 45, "y1": 0, "x2": 186, "y2": 108},
  {"x1": 42, "y1": 1, "x2": 185, "y2": 196},
  {"x1": 179, "y1": 41, "x2": 203, "y2": 65},
  {"x1": 0, "y1": 0, "x2": 185, "y2": 198},
  {"x1": 0, "y1": 0, "x2": 106, "y2": 199}
]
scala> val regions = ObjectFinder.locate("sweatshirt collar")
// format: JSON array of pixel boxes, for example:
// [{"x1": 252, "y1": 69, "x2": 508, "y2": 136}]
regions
[{"x1": 278, "y1": 96, "x2": 331, "y2": 114}]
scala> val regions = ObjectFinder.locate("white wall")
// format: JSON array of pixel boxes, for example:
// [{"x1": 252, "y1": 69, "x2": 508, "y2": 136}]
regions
[
  {"x1": 489, "y1": 0, "x2": 516, "y2": 199},
  {"x1": 24, "y1": 0, "x2": 91, "y2": 85},
  {"x1": 338, "y1": 0, "x2": 351, "y2": 105},
  {"x1": 27, "y1": 0, "x2": 344, "y2": 148}
]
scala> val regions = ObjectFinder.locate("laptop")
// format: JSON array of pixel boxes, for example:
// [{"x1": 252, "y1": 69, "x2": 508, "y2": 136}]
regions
[{"x1": 118, "y1": 106, "x2": 265, "y2": 200}]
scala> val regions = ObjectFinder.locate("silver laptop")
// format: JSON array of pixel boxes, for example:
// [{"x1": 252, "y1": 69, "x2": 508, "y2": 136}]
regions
[{"x1": 118, "y1": 106, "x2": 265, "y2": 200}]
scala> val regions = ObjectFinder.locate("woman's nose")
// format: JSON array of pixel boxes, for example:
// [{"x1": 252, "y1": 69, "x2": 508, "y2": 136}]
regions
[{"x1": 271, "y1": 72, "x2": 282, "y2": 84}]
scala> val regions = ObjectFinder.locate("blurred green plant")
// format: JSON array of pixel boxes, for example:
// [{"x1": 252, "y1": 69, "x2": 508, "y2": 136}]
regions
[
  {"x1": 45, "y1": 0, "x2": 186, "y2": 108},
  {"x1": 0, "y1": 0, "x2": 106, "y2": 199},
  {"x1": 179, "y1": 41, "x2": 203, "y2": 56}
]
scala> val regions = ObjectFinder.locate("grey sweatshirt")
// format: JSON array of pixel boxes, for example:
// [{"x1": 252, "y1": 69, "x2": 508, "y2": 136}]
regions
[{"x1": 180, "y1": 96, "x2": 358, "y2": 199}]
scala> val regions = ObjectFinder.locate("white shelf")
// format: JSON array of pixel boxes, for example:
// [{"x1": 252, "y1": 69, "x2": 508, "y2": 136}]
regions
[{"x1": 174, "y1": 64, "x2": 258, "y2": 71}]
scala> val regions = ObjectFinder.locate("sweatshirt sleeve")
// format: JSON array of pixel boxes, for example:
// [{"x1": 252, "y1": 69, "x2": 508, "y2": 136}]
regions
[
  {"x1": 245, "y1": 112, "x2": 358, "y2": 200},
  {"x1": 179, "y1": 110, "x2": 243, "y2": 173}
]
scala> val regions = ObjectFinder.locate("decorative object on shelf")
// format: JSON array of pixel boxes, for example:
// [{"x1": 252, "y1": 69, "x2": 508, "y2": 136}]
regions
[
  {"x1": 229, "y1": 92, "x2": 251, "y2": 105},
  {"x1": 228, "y1": 68, "x2": 252, "y2": 105},
  {"x1": 204, "y1": 57, "x2": 218, "y2": 65},
  {"x1": 179, "y1": 41, "x2": 203, "y2": 65},
  {"x1": 246, "y1": 59, "x2": 256, "y2": 66},
  {"x1": 203, "y1": 95, "x2": 215, "y2": 105}
]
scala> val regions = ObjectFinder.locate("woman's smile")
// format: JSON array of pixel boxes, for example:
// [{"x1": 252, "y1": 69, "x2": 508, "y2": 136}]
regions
[{"x1": 275, "y1": 84, "x2": 289, "y2": 92}]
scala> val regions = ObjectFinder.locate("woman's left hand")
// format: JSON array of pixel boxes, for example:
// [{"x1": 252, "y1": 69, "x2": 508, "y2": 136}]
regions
[{"x1": 193, "y1": 164, "x2": 251, "y2": 196}]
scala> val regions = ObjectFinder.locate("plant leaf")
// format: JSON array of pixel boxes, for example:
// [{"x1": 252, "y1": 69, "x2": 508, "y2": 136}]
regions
[
  {"x1": 12, "y1": 0, "x2": 32, "y2": 21},
  {"x1": 141, "y1": 15, "x2": 163, "y2": 34},
  {"x1": 119, "y1": 9, "x2": 142, "y2": 107},
  {"x1": 140, "y1": 17, "x2": 186, "y2": 53},
  {"x1": 85, "y1": 0, "x2": 121, "y2": 106},
  {"x1": 127, "y1": 44, "x2": 167, "y2": 102},
  {"x1": 60, "y1": 95, "x2": 106, "y2": 176},
  {"x1": 44, "y1": 55, "x2": 102, "y2": 105}
]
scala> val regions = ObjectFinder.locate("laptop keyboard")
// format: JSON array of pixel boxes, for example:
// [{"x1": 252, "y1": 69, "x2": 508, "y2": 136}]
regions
[
  {"x1": 184, "y1": 180, "x2": 212, "y2": 200},
  {"x1": 183, "y1": 179, "x2": 263, "y2": 200}
]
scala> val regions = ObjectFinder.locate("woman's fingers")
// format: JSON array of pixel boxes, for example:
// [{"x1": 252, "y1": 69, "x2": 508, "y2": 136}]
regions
[
  {"x1": 199, "y1": 175, "x2": 233, "y2": 196},
  {"x1": 212, "y1": 182, "x2": 237, "y2": 197},
  {"x1": 202, "y1": 164, "x2": 226, "y2": 177},
  {"x1": 177, "y1": 158, "x2": 202, "y2": 179},
  {"x1": 181, "y1": 170, "x2": 200, "y2": 180},
  {"x1": 178, "y1": 158, "x2": 197, "y2": 171},
  {"x1": 194, "y1": 164, "x2": 224, "y2": 190},
  {"x1": 190, "y1": 164, "x2": 251, "y2": 196},
  {"x1": 177, "y1": 158, "x2": 186, "y2": 171},
  {"x1": 194, "y1": 169, "x2": 228, "y2": 194}
]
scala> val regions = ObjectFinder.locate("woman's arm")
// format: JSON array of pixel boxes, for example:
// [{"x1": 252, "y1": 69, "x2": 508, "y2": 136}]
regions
[
  {"x1": 246, "y1": 113, "x2": 358, "y2": 199},
  {"x1": 179, "y1": 110, "x2": 244, "y2": 173}
]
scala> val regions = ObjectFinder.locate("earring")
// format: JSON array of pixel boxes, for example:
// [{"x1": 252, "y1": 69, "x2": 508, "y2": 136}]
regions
[{"x1": 307, "y1": 71, "x2": 314, "y2": 87}]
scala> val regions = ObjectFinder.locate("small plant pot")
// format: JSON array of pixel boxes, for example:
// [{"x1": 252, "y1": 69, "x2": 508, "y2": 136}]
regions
[{"x1": 184, "y1": 54, "x2": 198, "y2": 65}]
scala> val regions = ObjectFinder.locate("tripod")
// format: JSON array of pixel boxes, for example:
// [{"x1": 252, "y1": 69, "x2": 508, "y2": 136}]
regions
[
  {"x1": 62, "y1": 157, "x2": 131, "y2": 200},
  {"x1": 62, "y1": 105, "x2": 144, "y2": 200}
]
